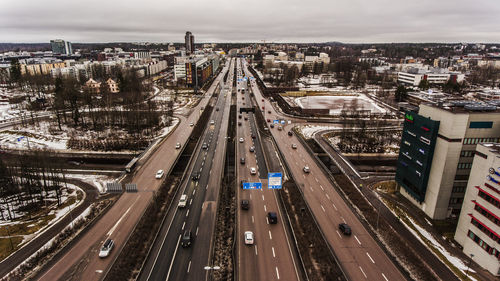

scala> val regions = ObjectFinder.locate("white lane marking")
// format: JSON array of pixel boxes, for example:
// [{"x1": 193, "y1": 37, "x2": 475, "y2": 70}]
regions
[
  {"x1": 196, "y1": 227, "x2": 199, "y2": 236},
  {"x1": 321, "y1": 205, "x2": 325, "y2": 212},
  {"x1": 202, "y1": 161, "x2": 205, "y2": 166},
  {"x1": 199, "y1": 167, "x2": 202, "y2": 172},
  {"x1": 206, "y1": 185, "x2": 208, "y2": 190},
  {"x1": 315, "y1": 178, "x2": 319, "y2": 182},
  {"x1": 295, "y1": 161, "x2": 298, "y2": 165},
  {"x1": 255, "y1": 245, "x2": 258, "y2": 255},
  {"x1": 165, "y1": 235, "x2": 182, "y2": 281},
  {"x1": 249, "y1": 194, "x2": 252, "y2": 199},
  {"x1": 266, "y1": 217, "x2": 269, "y2": 224},
  {"x1": 107, "y1": 196, "x2": 139, "y2": 236},
  {"x1": 262, "y1": 195, "x2": 265, "y2": 201},
  {"x1": 252, "y1": 216, "x2": 255, "y2": 223},
  {"x1": 332, "y1": 203, "x2": 337, "y2": 210},
  {"x1": 303, "y1": 175, "x2": 305, "y2": 179},
  {"x1": 186, "y1": 210, "x2": 189, "y2": 217},
  {"x1": 326, "y1": 194, "x2": 330, "y2": 200},
  {"x1": 272, "y1": 247, "x2": 276, "y2": 257},
  {"x1": 269, "y1": 230, "x2": 272, "y2": 240},
  {"x1": 276, "y1": 267, "x2": 280, "y2": 279},
  {"x1": 309, "y1": 186, "x2": 313, "y2": 191},
  {"x1": 189, "y1": 199, "x2": 193, "y2": 205},
  {"x1": 341, "y1": 216, "x2": 346, "y2": 224},
  {"x1": 182, "y1": 221, "x2": 185, "y2": 230},
  {"x1": 382, "y1": 273, "x2": 389, "y2": 281},
  {"x1": 355, "y1": 235, "x2": 362, "y2": 245},
  {"x1": 320, "y1": 185, "x2": 324, "y2": 191},
  {"x1": 367, "y1": 252, "x2": 375, "y2": 263},
  {"x1": 264, "y1": 205, "x2": 267, "y2": 212},
  {"x1": 187, "y1": 260, "x2": 191, "y2": 273},
  {"x1": 193, "y1": 189, "x2": 196, "y2": 195},
  {"x1": 336, "y1": 230, "x2": 342, "y2": 238},
  {"x1": 359, "y1": 266, "x2": 367, "y2": 278}
]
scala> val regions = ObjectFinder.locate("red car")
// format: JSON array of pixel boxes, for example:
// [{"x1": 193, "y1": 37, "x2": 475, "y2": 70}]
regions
[{"x1": 267, "y1": 119, "x2": 270, "y2": 122}]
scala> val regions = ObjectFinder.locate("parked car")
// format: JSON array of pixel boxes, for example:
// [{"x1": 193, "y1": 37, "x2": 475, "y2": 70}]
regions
[
  {"x1": 303, "y1": 166, "x2": 310, "y2": 173},
  {"x1": 250, "y1": 167, "x2": 256, "y2": 175},
  {"x1": 241, "y1": 200, "x2": 250, "y2": 210},
  {"x1": 155, "y1": 170, "x2": 164, "y2": 179},
  {"x1": 244, "y1": 231, "x2": 254, "y2": 245},
  {"x1": 99, "y1": 239, "x2": 114, "y2": 258},
  {"x1": 178, "y1": 194, "x2": 187, "y2": 208},
  {"x1": 181, "y1": 230, "x2": 193, "y2": 247},
  {"x1": 339, "y1": 223, "x2": 352, "y2": 236}
]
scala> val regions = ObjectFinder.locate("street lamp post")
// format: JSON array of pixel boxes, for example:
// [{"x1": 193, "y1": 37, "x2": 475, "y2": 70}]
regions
[{"x1": 465, "y1": 253, "x2": 474, "y2": 278}]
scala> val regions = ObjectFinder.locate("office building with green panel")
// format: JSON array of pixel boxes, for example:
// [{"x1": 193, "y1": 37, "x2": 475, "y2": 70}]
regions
[{"x1": 396, "y1": 112, "x2": 440, "y2": 203}]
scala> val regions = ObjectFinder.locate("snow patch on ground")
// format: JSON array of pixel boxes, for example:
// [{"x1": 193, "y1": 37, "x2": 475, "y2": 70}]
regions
[
  {"x1": 299, "y1": 124, "x2": 341, "y2": 139},
  {"x1": 65, "y1": 174, "x2": 116, "y2": 194}
]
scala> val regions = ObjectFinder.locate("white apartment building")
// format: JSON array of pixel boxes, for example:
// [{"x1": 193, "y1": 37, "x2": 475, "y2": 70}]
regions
[
  {"x1": 174, "y1": 64, "x2": 186, "y2": 80},
  {"x1": 398, "y1": 69, "x2": 465, "y2": 86},
  {"x1": 454, "y1": 143, "x2": 500, "y2": 276}
]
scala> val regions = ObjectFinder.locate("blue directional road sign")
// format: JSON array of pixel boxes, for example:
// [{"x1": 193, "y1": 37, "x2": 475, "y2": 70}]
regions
[
  {"x1": 243, "y1": 182, "x2": 262, "y2": 190},
  {"x1": 268, "y1": 173, "x2": 282, "y2": 189},
  {"x1": 280, "y1": 120, "x2": 285, "y2": 125},
  {"x1": 273, "y1": 120, "x2": 279, "y2": 124}
]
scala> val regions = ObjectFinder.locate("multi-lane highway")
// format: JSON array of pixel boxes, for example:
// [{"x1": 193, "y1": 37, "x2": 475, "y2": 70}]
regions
[
  {"x1": 235, "y1": 58, "x2": 301, "y2": 281},
  {"x1": 242, "y1": 60, "x2": 407, "y2": 281},
  {"x1": 139, "y1": 58, "x2": 235, "y2": 281},
  {"x1": 37, "y1": 61, "x2": 232, "y2": 281}
]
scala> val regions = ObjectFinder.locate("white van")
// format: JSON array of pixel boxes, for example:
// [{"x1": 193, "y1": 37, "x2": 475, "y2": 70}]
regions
[{"x1": 178, "y1": 194, "x2": 187, "y2": 208}]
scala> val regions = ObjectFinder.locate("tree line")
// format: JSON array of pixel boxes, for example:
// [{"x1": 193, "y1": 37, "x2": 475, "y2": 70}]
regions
[{"x1": 0, "y1": 150, "x2": 67, "y2": 221}]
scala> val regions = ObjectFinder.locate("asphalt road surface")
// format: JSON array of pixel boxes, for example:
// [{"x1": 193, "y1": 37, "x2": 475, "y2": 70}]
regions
[
  {"x1": 242, "y1": 60, "x2": 406, "y2": 281},
  {"x1": 235, "y1": 58, "x2": 301, "y2": 281},
  {"x1": 139, "y1": 58, "x2": 234, "y2": 281}
]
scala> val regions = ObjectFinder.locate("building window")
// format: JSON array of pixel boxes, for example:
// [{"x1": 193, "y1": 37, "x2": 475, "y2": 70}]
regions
[
  {"x1": 478, "y1": 189, "x2": 500, "y2": 209},
  {"x1": 407, "y1": 130, "x2": 416, "y2": 137},
  {"x1": 457, "y1": 163, "x2": 473, "y2": 169},
  {"x1": 416, "y1": 170, "x2": 422, "y2": 177},
  {"x1": 474, "y1": 203, "x2": 500, "y2": 227},
  {"x1": 460, "y1": 150, "x2": 475, "y2": 157},
  {"x1": 467, "y1": 230, "x2": 498, "y2": 256},
  {"x1": 420, "y1": 136, "x2": 431, "y2": 145},
  {"x1": 469, "y1": 121, "x2": 493, "y2": 129},
  {"x1": 404, "y1": 140, "x2": 411, "y2": 146},
  {"x1": 453, "y1": 186, "x2": 465, "y2": 193},
  {"x1": 470, "y1": 216, "x2": 500, "y2": 244},
  {"x1": 449, "y1": 197, "x2": 463, "y2": 204}
]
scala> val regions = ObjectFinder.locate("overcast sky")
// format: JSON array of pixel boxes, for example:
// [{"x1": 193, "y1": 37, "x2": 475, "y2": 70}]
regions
[{"x1": 1, "y1": 0, "x2": 499, "y2": 43}]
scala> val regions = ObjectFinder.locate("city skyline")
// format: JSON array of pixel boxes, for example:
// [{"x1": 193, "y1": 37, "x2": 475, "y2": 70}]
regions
[{"x1": 1, "y1": 0, "x2": 500, "y2": 43}]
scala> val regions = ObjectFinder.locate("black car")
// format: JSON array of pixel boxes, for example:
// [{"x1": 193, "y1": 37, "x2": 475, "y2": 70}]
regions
[
  {"x1": 181, "y1": 231, "x2": 193, "y2": 247},
  {"x1": 244, "y1": 117, "x2": 248, "y2": 121},
  {"x1": 192, "y1": 172, "x2": 200, "y2": 181},
  {"x1": 216, "y1": 107, "x2": 219, "y2": 111},
  {"x1": 251, "y1": 134, "x2": 256, "y2": 139},
  {"x1": 238, "y1": 115, "x2": 242, "y2": 119},
  {"x1": 240, "y1": 180, "x2": 246, "y2": 189},
  {"x1": 240, "y1": 157, "x2": 245, "y2": 164},
  {"x1": 288, "y1": 131, "x2": 293, "y2": 136},
  {"x1": 270, "y1": 124, "x2": 274, "y2": 128},
  {"x1": 241, "y1": 200, "x2": 250, "y2": 210},
  {"x1": 339, "y1": 223, "x2": 352, "y2": 236},
  {"x1": 267, "y1": 212, "x2": 278, "y2": 224}
]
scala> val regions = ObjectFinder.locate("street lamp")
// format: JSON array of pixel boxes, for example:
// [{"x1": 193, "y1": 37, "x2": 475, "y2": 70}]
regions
[
  {"x1": 465, "y1": 253, "x2": 474, "y2": 278},
  {"x1": 204, "y1": 265, "x2": 221, "y2": 281}
]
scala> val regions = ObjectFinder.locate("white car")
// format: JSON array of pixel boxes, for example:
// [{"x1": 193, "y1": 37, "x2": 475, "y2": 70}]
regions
[
  {"x1": 292, "y1": 144, "x2": 297, "y2": 149},
  {"x1": 156, "y1": 170, "x2": 164, "y2": 179},
  {"x1": 244, "y1": 231, "x2": 254, "y2": 245},
  {"x1": 210, "y1": 120, "x2": 215, "y2": 125},
  {"x1": 189, "y1": 122, "x2": 194, "y2": 127},
  {"x1": 175, "y1": 143, "x2": 181, "y2": 149},
  {"x1": 250, "y1": 167, "x2": 256, "y2": 175},
  {"x1": 239, "y1": 138, "x2": 244, "y2": 143},
  {"x1": 99, "y1": 239, "x2": 114, "y2": 258},
  {"x1": 178, "y1": 194, "x2": 187, "y2": 208},
  {"x1": 303, "y1": 166, "x2": 310, "y2": 173}
]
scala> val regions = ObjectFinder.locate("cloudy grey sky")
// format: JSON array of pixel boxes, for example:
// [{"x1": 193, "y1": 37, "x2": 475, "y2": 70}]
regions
[{"x1": 1, "y1": 0, "x2": 499, "y2": 43}]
